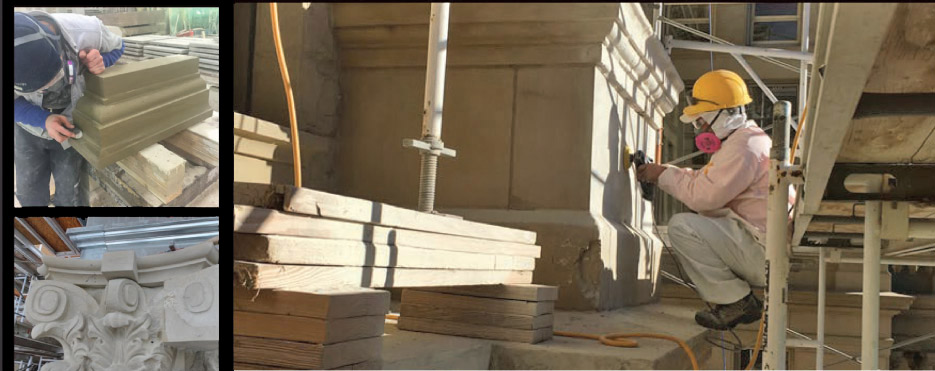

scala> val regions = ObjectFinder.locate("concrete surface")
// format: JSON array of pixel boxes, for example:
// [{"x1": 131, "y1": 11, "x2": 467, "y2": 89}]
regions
[{"x1": 385, "y1": 302, "x2": 713, "y2": 370}]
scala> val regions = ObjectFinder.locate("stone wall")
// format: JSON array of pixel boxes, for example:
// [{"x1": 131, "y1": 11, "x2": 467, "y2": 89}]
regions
[
  {"x1": 232, "y1": 3, "x2": 339, "y2": 190},
  {"x1": 330, "y1": 3, "x2": 683, "y2": 310}
]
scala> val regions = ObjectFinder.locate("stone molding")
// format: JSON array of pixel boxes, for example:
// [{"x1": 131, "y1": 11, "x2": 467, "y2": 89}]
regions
[{"x1": 26, "y1": 247, "x2": 219, "y2": 370}]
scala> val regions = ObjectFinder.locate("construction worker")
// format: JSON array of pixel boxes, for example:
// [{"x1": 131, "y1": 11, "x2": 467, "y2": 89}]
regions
[
  {"x1": 637, "y1": 69, "x2": 778, "y2": 330},
  {"x1": 13, "y1": 11, "x2": 125, "y2": 206}
]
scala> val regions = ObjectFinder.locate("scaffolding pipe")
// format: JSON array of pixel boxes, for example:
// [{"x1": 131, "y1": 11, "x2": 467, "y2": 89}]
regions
[
  {"x1": 816, "y1": 246, "x2": 826, "y2": 370},
  {"x1": 764, "y1": 101, "x2": 792, "y2": 370},
  {"x1": 658, "y1": 16, "x2": 800, "y2": 73},
  {"x1": 799, "y1": 3, "x2": 811, "y2": 118},
  {"x1": 730, "y1": 53, "x2": 777, "y2": 103},
  {"x1": 850, "y1": 174, "x2": 885, "y2": 370},
  {"x1": 411, "y1": 2, "x2": 453, "y2": 213},
  {"x1": 668, "y1": 38, "x2": 814, "y2": 62}
]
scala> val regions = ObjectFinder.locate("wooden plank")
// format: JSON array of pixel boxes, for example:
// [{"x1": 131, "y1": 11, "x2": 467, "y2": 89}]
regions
[
  {"x1": 402, "y1": 289, "x2": 554, "y2": 316},
  {"x1": 234, "y1": 335, "x2": 382, "y2": 370},
  {"x1": 817, "y1": 201, "x2": 935, "y2": 219},
  {"x1": 233, "y1": 285, "x2": 390, "y2": 319},
  {"x1": 285, "y1": 187, "x2": 538, "y2": 244},
  {"x1": 332, "y1": 359, "x2": 384, "y2": 370},
  {"x1": 116, "y1": 144, "x2": 186, "y2": 203},
  {"x1": 415, "y1": 284, "x2": 559, "y2": 301},
  {"x1": 24, "y1": 218, "x2": 68, "y2": 253},
  {"x1": 54, "y1": 217, "x2": 83, "y2": 230},
  {"x1": 397, "y1": 316, "x2": 552, "y2": 344},
  {"x1": 234, "y1": 261, "x2": 534, "y2": 290},
  {"x1": 234, "y1": 153, "x2": 295, "y2": 185},
  {"x1": 95, "y1": 10, "x2": 165, "y2": 27},
  {"x1": 162, "y1": 113, "x2": 219, "y2": 167},
  {"x1": 233, "y1": 233, "x2": 536, "y2": 270},
  {"x1": 401, "y1": 303, "x2": 553, "y2": 330},
  {"x1": 233, "y1": 205, "x2": 541, "y2": 258},
  {"x1": 233, "y1": 311, "x2": 384, "y2": 344},
  {"x1": 233, "y1": 182, "x2": 289, "y2": 209},
  {"x1": 234, "y1": 362, "x2": 279, "y2": 370}
]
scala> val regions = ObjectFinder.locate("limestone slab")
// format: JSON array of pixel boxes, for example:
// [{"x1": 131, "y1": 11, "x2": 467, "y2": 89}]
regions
[
  {"x1": 72, "y1": 55, "x2": 211, "y2": 168},
  {"x1": 145, "y1": 45, "x2": 187, "y2": 54},
  {"x1": 116, "y1": 143, "x2": 187, "y2": 203}
]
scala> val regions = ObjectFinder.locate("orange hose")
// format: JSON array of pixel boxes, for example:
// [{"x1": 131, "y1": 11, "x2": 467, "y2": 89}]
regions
[
  {"x1": 788, "y1": 106, "x2": 808, "y2": 165},
  {"x1": 269, "y1": 3, "x2": 302, "y2": 187},
  {"x1": 745, "y1": 312, "x2": 766, "y2": 371},
  {"x1": 388, "y1": 314, "x2": 699, "y2": 370}
]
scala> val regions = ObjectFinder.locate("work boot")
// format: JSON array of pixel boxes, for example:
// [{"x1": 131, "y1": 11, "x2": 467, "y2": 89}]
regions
[{"x1": 694, "y1": 291, "x2": 762, "y2": 330}]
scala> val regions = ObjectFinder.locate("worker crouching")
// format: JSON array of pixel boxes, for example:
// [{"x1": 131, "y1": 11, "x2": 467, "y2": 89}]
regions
[{"x1": 637, "y1": 70, "x2": 793, "y2": 330}]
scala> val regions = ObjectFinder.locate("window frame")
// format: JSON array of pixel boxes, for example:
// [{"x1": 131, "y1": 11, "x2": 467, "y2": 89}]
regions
[
  {"x1": 747, "y1": 3, "x2": 802, "y2": 46},
  {"x1": 665, "y1": 4, "x2": 715, "y2": 42}
]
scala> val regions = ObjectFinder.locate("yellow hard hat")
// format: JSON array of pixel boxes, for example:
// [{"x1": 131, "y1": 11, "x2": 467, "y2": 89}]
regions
[{"x1": 680, "y1": 70, "x2": 753, "y2": 123}]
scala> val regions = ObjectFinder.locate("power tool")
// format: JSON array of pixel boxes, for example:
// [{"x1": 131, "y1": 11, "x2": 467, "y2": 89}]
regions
[{"x1": 623, "y1": 146, "x2": 654, "y2": 201}]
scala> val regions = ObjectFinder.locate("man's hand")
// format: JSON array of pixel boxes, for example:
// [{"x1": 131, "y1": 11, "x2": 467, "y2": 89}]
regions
[
  {"x1": 45, "y1": 114, "x2": 77, "y2": 143},
  {"x1": 636, "y1": 163, "x2": 667, "y2": 184},
  {"x1": 79, "y1": 49, "x2": 105, "y2": 75}
]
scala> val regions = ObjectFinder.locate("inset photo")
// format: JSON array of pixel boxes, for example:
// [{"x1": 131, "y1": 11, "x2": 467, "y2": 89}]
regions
[
  {"x1": 13, "y1": 217, "x2": 219, "y2": 369},
  {"x1": 13, "y1": 7, "x2": 219, "y2": 207}
]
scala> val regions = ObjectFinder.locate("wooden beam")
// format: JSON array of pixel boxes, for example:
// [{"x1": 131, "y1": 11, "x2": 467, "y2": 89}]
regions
[
  {"x1": 233, "y1": 311, "x2": 385, "y2": 344},
  {"x1": 397, "y1": 317, "x2": 552, "y2": 344},
  {"x1": 162, "y1": 112, "x2": 219, "y2": 167},
  {"x1": 414, "y1": 284, "x2": 559, "y2": 301},
  {"x1": 20, "y1": 218, "x2": 67, "y2": 253},
  {"x1": 232, "y1": 233, "x2": 535, "y2": 270},
  {"x1": 234, "y1": 286, "x2": 390, "y2": 319},
  {"x1": 284, "y1": 187, "x2": 537, "y2": 244},
  {"x1": 401, "y1": 303, "x2": 553, "y2": 330},
  {"x1": 234, "y1": 261, "x2": 533, "y2": 290},
  {"x1": 234, "y1": 335, "x2": 382, "y2": 370},
  {"x1": 233, "y1": 205, "x2": 541, "y2": 258},
  {"x1": 402, "y1": 289, "x2": 554, "y2": 316}
]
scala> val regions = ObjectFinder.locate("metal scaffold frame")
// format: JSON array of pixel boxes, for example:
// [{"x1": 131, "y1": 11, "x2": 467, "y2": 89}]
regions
[{"x1": 652, "y1": 3, "x2": 930, "y2": 370}]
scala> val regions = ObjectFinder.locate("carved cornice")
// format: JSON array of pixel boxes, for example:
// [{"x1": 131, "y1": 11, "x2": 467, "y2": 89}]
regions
[{"x1": 38, "y1": 240, "x2": 219, "y2": 287}]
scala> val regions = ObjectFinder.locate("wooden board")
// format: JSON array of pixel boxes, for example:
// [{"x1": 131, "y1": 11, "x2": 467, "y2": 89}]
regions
[
  {"x1": 863, "y1": 3, "x2": 935, "y2": 94},
  {"x1": 837, "y1": 116, "x2": 935, "y2": 163},
  {"x1": 233, "y1": 205, "x2": 541, "y2": 258},
  {"x1": 414, "y1": 284, "x2": 559, "y2": 301},
  {"x1": 397, "y1": 316, "x2": 552, "y2": 344},
  {"x1": 402, "y1": 289, "x2": 554, "y2": 316},
  {"x1": 233, "y1": 233, "x2": 536, "y2": 270},
  {"x1": 817, "y1": 201, "x2": 935, "y2": 219},
  {"x1": 332, "y1": 359, "x2": 384, "y2": 370},
  {"x1": 24, "y1": 218, "x2": 67, "y2": 253},
  {"x1": 234, "y1": 335, "x2": 382, "y2": 369},
  {"x1": 233, "y1": 311, "x2": 385, "y2": 344},
  {"x1": 401, "y1": 303, "x2": 553, "y2": 330},
  {"x1": 54, "y1": 217, "x2": 83, "y2": 230},
  {"x1": 234, "y1": 261, "x2": 534, "y2": 290},
  {"x1": 234, "y1": 363, "x2": 279, "y2": 370},
  {"x1": 234, "y1": 285, "x2": 390, "y2": 319},
  {"x1": 285, "y1": 187, "x2": 538, "y2": 244},
  {"x1": 162, "y1": 112, "x2": 219, "y2": 167}
]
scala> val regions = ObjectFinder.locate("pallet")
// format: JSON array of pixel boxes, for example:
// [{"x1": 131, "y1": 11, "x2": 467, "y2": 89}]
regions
[{"x1": 87, "y1": 111, "x2": 218, "y2": 206}]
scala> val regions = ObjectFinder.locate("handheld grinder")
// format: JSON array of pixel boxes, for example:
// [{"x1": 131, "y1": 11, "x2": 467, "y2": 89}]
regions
[{"x1": 623, "y1": 146, "x2": 655, "y2": 201}]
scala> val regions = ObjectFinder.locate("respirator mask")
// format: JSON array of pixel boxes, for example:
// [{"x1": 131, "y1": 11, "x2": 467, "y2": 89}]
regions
[{"x1": 690, "y1": 106, "x2": 747, "y2": 154}]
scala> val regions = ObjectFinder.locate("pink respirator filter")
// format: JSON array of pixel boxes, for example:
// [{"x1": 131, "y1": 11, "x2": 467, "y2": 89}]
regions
[{"x1": 694, "y1": 132, "x2": 722, "y2": 154}]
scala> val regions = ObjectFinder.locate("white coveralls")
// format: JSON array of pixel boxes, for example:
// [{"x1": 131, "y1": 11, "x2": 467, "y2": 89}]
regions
[{"x1": 657, "y1": 121, "x2": 781, "y2": 305}]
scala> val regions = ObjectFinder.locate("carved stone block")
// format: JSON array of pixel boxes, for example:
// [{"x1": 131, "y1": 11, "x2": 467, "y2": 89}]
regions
[
  {"x1": 102, "y1": 250, "x2": 139, "y2": 281},
  {"x1": 164, "y1": 264, "x2": 219, "y2": 350}
]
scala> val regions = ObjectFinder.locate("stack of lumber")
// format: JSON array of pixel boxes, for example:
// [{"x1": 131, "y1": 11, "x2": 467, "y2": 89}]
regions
[
  {"x1": 234, "y1": 286, "x2": 389, "y2": 370},
  {"x1": 121, "y1": 35, "x2": 172, "y2": 62},
  {"x1": 233, "y1": 182, "x2": 540, "y2": 290},
  {"x1": 95, "y1": 10, "x2": 166, "y2": 37},
  {"x1": 398, "y1": 284, "x2": 558, "y2": 344}
]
